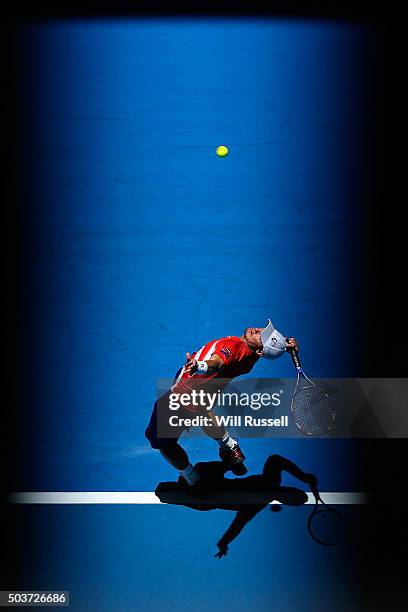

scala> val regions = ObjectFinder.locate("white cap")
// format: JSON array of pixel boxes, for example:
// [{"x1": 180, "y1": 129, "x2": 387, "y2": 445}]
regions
[{"x1": 261, "y1": 320, "x2": 287, "y2": 360}]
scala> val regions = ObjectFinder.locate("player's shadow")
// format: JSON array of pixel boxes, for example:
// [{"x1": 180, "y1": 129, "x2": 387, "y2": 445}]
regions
[{"x1": 155, "y1": 454, "x2": 311, "y2": 555}]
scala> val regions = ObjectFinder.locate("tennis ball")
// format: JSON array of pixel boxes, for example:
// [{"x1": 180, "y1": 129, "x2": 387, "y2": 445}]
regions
[{"x1": 216, "y1": 145, "x2": 229, "y2": 157}]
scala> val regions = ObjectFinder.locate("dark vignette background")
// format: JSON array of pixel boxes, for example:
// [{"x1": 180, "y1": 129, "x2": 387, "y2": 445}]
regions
[{"x1": 3, "y1": 2, "x2": 407, "y2": 610}]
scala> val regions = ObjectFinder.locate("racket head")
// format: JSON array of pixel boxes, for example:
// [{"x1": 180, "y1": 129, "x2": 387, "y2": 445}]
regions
[
  {"x1": 308, "y1": 502, "x2": 352, "y2": 546},
  {"x1": 291, "y1": 383, "x2": 335, "y2": 436}
]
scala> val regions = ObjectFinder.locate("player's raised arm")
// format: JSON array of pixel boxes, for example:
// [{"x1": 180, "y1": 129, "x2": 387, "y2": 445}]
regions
[
  {"x1": 215, "y1": 506, "x2": 263, "y2": 558},
  {"x1": 263, "y1": 454, "x2": 318, "y2": 488}
]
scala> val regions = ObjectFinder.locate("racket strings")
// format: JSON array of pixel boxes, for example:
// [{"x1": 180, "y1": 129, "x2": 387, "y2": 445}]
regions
[
  {"x1": 308, "y1": 508, "x2": 351, "y2": 545},
  {"x1": 292, "y1": 385, "x2": 334, "y2": 435}
]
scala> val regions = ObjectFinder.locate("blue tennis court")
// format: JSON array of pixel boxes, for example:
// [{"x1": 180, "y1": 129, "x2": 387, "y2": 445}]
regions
[{"x1": 11, "y1": 17, "x2": 372, "y2": 610}]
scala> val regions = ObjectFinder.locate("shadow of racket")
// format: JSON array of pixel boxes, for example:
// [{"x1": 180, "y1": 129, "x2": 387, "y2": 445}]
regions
[{"x1": 308, "y1": 489, "x2": 352, "y2": 546}]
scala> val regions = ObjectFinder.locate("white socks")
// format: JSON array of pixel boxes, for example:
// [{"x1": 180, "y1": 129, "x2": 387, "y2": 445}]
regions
[
  {"x1": 179, "y1": 463, "x2": 200, "y2": 485},
  {"x1": 217, "y1": 433, "x2": 237, "y2": 450},
  {"x1": 179, "y1": 435, "x2": 236, "y2": 485}
]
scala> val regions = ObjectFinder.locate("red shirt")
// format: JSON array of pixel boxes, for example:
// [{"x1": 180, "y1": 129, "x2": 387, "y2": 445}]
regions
[{"x1": 171, "y1": 336, "x2": 260, "y2": 402}]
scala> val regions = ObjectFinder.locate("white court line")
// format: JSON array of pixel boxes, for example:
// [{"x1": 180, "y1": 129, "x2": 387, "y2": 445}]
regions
[{"x1": 8, "y1": 492, "x2": 368, "y2": 505}]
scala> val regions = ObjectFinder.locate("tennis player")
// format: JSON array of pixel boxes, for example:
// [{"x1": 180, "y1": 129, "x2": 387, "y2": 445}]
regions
[{"x1": 145, "y1": 320, "x2": 298, "y2": 486}]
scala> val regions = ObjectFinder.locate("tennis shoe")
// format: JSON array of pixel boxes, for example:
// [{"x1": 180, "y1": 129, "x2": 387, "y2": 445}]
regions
[{"x1": 219, "y1": 440, "x2": 245, "y2": 466}]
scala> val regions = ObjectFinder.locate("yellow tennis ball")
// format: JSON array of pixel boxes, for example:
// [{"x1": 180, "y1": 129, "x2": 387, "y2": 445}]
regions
[{"x1": 216, "y1": 145, "x2": 229, "y2": 157}]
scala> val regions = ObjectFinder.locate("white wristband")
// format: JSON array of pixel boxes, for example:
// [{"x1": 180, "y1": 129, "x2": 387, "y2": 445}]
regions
[{"x1": 196, "y1": 361, "x2": 208, "y2": 374}]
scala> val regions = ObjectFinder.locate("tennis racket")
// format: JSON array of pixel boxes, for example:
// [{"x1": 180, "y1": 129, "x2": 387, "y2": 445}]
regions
[
  {"x1": 287, "y1": 342, "x2": 335, "y2": 436},
  {"x1": 308, "y1": 490, "x2": 352, "y2": 546}
]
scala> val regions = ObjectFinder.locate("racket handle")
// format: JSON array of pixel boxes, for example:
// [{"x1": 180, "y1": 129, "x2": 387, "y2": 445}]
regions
[
  {"x1": 286, "y1": 338, "x2": 302, "y2": 369},
  {"x1": 311, "y1": 485, "x2": 321, "y2": 501}
]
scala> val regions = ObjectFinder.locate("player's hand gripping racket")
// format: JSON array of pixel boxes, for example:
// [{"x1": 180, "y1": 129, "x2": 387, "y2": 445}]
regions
[
  {"x1": 287, "y1": 341, "x2": 335, "y2": 436},
  {"x1": 308, "y1": 487, "x2": 352, "y2": 546}
]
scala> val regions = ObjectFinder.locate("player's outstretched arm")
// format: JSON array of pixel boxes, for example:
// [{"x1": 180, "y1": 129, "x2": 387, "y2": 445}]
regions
[
  {"x1": 184, "y1": 352, "x2": 224, "y2": 376},
  {"x1": 280, "y1": 456, "x2": 317, "y2": 488},
  {"x1": 214, "y1": 506, "x2": 262, "y2": 558},
  {"x1": 264, "y1": 454, "x2": 318, "y2": 489}
]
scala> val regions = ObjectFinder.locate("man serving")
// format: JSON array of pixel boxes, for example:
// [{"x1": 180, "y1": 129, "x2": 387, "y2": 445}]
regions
[{"x1": 145, "y1": 320, "x2": 298, "y2": 486}]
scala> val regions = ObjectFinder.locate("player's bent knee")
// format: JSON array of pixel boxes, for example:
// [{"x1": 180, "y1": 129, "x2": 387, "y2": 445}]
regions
[{"x1": 145, "y1": 427, "x2": 179, "y2": 452}]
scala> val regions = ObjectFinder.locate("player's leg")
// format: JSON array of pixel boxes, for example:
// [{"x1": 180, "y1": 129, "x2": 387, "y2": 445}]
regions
[
  {"x1": 145, "y1": 399, "x2": 201, "y2": 485},
  {"x1": 158, "y1": 444, "x2": 201, "y2": 486},
  {"x1": 158, "y1": 443, "x2": 189, "y2": 471},
  {"x1": 201, "y1": 411, "x2": 246, "y2": 467}
]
